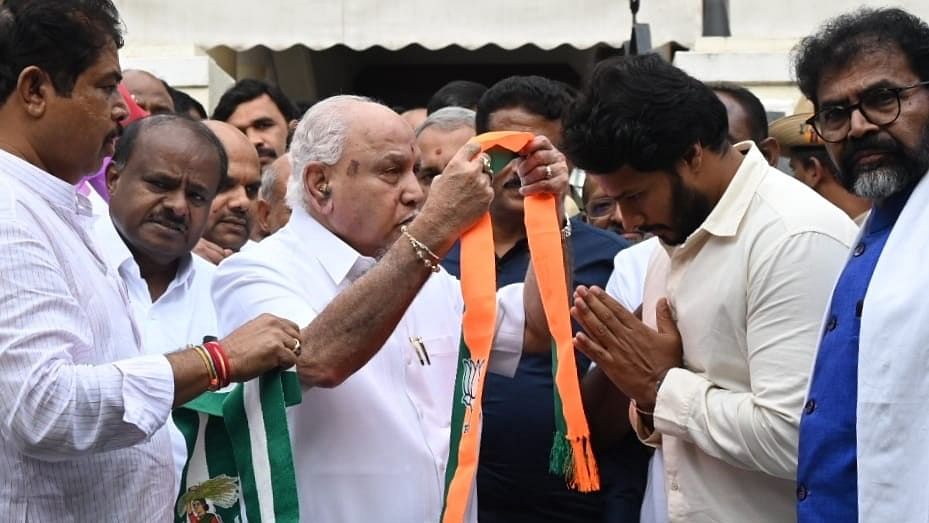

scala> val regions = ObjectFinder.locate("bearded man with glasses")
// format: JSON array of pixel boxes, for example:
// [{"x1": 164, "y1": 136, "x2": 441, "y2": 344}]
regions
[{"x1": 793, "y1": 7, "x2": 929, "y2": 523}]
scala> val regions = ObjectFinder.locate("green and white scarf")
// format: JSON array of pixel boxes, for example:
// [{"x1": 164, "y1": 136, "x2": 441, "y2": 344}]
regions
[{"x1": 173, "y1": 369, "x2": 302, "y2": 523}]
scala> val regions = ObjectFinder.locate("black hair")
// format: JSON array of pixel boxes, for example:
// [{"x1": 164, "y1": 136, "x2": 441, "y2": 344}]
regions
[
  {"x1": 562, "y1": 54, "x2": 729, "y2": 174},
  {"x1": 474, "y1": 75, "x2": 575, "y2": 134},
  {"x1": 426, "y1": 80, "x2": 487, "y2": 114},
  {"x1": 211, "y1": 79, "x2": 300, "y2": 122},
  {"x1": 0, "y1": 0, "x2": 123, "y2": 104},
  {"x1": 793, "y1": 145, "x2": 838, "y2": 175},
  {"x1": 167, "y1": 84, "x2": 207, "y2": 119},
  {"x1": 112, "y1": 114, "x2": 229, "y2": 191},
  {"x1": 708, "y1": 82, "x2": 769, "y2": 143},
  {"x1": 793, "y1": 7, "x2": 929, "y2": 106}
]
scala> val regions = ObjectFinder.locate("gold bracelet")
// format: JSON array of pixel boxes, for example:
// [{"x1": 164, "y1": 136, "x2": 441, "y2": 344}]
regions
[
  {"x1": 190, "y1": 344, "x2": 219, "y2": 391},
  {"x1": 400, "y1": 225, "x2": 441, "y2": 273}
]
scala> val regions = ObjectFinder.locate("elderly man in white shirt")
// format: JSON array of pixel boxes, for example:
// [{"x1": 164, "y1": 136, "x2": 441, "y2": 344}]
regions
[
  {"x1": 562, "y1": 55, "x2": 858, "y2": 522},
  {"x1": 0, "y1": 5, "x2": 303, "y2": 518},
  {"x1": 213, "y1": 94, "x2": 570, "y2": 522}
]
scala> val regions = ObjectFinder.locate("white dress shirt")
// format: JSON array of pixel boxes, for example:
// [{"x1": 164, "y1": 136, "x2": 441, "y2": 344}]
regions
[
  {"x1": 0, "y1": 150, "x2": 176, "y2": 521},
  {"x1": 631, "y1": 144, "x2": 858, "y2": 523},
  {"x1": 606, "y1": 236, "x2": 659, "y2": 310},
  {"x1": 212, "y1": 207, "x2": 525, "y2": 523},
  {"x1": 93, "y1": 214, "x2": 219, "y2": 492}
]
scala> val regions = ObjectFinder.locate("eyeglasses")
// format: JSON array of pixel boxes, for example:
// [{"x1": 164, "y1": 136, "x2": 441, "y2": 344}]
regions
[
  {"x1": 585, "y1": 197, "x2": 617, "y2": 219},
  {"x1": 806, "y1": 80, "x2": 929, "y2": 143}
]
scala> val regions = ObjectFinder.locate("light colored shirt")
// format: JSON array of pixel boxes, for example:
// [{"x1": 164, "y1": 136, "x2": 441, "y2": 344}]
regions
[
  {"x1": 92, "y1": 213, "x2": 219, "y2": 492},
  {"x1": 631, "y1": 144, "x2": 858, "y2": 523},
  {"x1": 212, "y1": 207, "x2": 525, "y2": 523},
  {"x1": 606, "y1": 236, "x2": 659, "y2": 310},
  {"x1": 0, "y1": 150, "x2": 177, "y2": 521}
]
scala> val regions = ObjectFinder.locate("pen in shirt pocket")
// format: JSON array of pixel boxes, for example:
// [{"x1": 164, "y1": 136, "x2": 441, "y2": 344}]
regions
[{"x1": 409, "y1": 336, "x2": 431, "y2": 366}]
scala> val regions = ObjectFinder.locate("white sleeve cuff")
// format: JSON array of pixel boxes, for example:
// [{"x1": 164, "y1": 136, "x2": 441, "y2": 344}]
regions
[
  {"x1": 653, "y1": 367, "x2": 711, "y2": 440},
  {"x1": 112, "y1": 355, "x2": 175, "y2": 436}
]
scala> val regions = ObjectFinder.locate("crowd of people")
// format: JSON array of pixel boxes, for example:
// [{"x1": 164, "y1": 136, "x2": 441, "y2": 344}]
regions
[{"x1": 1, "y1": 1, "x2": 928, "y2": 522}]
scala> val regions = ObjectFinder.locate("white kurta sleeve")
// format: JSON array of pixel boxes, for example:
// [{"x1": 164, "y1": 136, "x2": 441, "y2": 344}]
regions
[{"x1": 0, "y1": 219, "x2": 174, "y2": 462}]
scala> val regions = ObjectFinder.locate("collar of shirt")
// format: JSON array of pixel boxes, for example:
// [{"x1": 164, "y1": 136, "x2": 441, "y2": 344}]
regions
[
  {"x1": 0, "y1": 148, "x2": 93, "y2": 218},
  {"x1": 93, "y1": 213, "x2": 196, "y2": 295},
  {"x1": 661, "y1": 142, "x2": 765, "y2": 256},
  {"x1": 287, "y1": 206, "x2": 376, "y2": 285},
  {"x1": 698, "y1": 142, "x2": 766, "y2": 238}
]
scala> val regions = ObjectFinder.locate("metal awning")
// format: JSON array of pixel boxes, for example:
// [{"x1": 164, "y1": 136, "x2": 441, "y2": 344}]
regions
[{"x1": 114, "y1": 0, "x2": 702, "y2": 51}]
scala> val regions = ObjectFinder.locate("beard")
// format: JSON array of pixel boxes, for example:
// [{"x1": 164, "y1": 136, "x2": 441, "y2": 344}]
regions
[
  {"x1": 838, "y1": 126, "x2": 929, "y2": 200},
  {"x1": 641, "y1": 173, "x2": 714, "y2": 247}
]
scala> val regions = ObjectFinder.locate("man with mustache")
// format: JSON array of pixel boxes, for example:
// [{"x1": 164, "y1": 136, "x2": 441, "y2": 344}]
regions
[
  {"x1": 93, "y1": 113, "x2": 230, "y2": 491},
  {"x1": 562, "y1": 54, "x2": 859, "y2": 522},
  {"x1": 792, "y1": 8, "x2": 929, "y2": 522},
  {"x1": 212, "y1": 79, "x2": 300, "y2": 168},
  {"x1": 194, "y1": 121, "x2": 261, "y2": 263},
  {"x1": 440, "y1": 75, "x2": 646, "y2": 523},
  {"x1": 0, "y1": 3, "x2": 301, "y2": 518}
]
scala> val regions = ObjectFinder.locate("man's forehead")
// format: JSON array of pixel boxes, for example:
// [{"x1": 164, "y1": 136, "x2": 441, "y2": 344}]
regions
[
  {"x1": 229, "y1": 95, "x2": 286, "y2": 123},
  {"x1": 817, "y1": 45, "x2": 917, "y2": 103}
]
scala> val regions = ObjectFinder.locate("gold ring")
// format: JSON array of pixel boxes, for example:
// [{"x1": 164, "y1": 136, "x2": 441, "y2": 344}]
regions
[
  {"x1": 545, "y1": 165, "x2": 553, "y2": 179},
  {"x1": 481, "y1": 154, "x2": 493, "y2": 176},
  {"x1": 291, "y1": 338, "x2": 301, "y2": 353}
]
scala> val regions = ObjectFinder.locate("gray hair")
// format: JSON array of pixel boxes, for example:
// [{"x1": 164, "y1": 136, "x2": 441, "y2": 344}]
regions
[
  {"x1": 259, "y1": 153, "x2": 290, "y2": 202},
  {"x1": 415, "y1": 106, "x2": 476, "y2": 137},
  {"x1": 286, "y1": 94, "x2": 372, "y2": 211}
]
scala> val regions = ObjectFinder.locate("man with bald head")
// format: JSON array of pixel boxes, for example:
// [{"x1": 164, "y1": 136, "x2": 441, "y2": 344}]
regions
[
  {"x1": 194, "y1": 121, "x2": 261, "y2": 263},
  {"x1": 213, "y1": 94, "x2": 571, "y2": 522},
  {"x1": 123, "y1": 69, "x2": 175, "y2": 115},
  {"x1": 253, "y1": 153, "x2": 293, "y2": 240}
]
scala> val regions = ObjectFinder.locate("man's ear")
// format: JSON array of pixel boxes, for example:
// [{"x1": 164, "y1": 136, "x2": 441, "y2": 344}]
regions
[
  {"x1": 759, "y1": 137, "x2": 781, "y2": 167},
  {"x1": 806, "y1": 156, "x2": 826, "y2": 188},
  {"x1": 17, "y1": 66, "x2": 52, "y2": 118},
  {"x1": 105, "y1": 161, "x2": 122, "y2": 196},
  {"x1": 255, "y1": 199, "x2": 271, "y2": 236},
  {"x1": 303, "y1": 161, "x2": 333, "y2": 212},
  {"x1": 682, "y1": 143, "x2": 704, "y2": 174}
]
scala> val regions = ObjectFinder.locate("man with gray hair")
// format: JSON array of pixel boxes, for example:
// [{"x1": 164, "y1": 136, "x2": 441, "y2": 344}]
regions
[
  {"x1": 251, "y1": 153, "x2": 293, "y2": 240},
  {"x1": 415, "y1": 106, "x2": 476, "y2": 198},
  {"x1": 212, "y1": 94, "x2": 572, "y2": 522}
]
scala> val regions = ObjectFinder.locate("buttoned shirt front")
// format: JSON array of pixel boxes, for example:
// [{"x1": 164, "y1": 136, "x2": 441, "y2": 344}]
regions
[
  {"x1": 212, "y1": 207, "x2": 525, "y2": 523},
  {"x1": 93, "y1": 214, "x2": 219, "y2": 490},
  {"x1": 632, "y1": 144, "x2": 858, "y2": 523},
  {"x1": 0, "y1": 150, "x2": 177, "y2": 521}
]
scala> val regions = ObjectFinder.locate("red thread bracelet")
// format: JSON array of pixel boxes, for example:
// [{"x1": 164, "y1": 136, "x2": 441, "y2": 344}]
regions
[{"x1": 204, "y1": 341, "x2": 231, "y2": 388}]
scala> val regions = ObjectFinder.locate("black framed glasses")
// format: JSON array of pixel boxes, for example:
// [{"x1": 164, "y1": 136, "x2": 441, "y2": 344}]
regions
[{"x1": 806, "y1": 80, "x2": 929, "y2": 143}]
